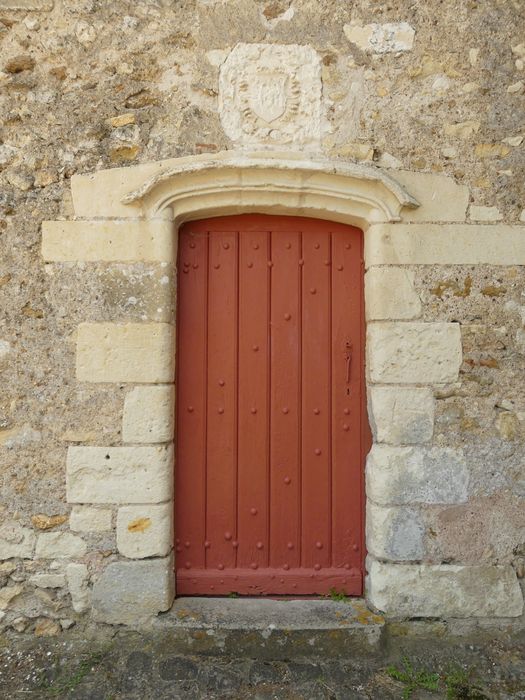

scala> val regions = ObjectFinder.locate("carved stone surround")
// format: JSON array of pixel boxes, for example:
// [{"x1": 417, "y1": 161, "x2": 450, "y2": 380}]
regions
[{"x1": 39, "y1": 150, "x2": 525, "y2": 624}]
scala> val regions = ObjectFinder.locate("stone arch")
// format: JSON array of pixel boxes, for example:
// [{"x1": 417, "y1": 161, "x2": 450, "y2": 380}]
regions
[{"x1": 120, "y1": 152, "x2": 419, "y2": 228}]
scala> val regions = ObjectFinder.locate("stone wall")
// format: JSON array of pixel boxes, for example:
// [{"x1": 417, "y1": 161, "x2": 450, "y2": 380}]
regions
[{"x1": 0, "y1": 0, "x2": 524, "y2": 634}]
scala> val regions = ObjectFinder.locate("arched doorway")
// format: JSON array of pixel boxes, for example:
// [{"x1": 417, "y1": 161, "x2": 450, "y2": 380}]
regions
[{"x1": 175, "y1": 214, "x2": 369, "y2": 595}]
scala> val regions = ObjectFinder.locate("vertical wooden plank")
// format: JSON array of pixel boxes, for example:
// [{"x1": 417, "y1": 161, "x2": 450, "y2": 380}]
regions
[
  {"x1": 205, "y1": 229, "x2": 238, "y2": 571},
  {"x1": 237, "y1": 229, "x2": 270, "y2": 571},
  {"x1": 269, "y1": 230, "x2": 301, "y2": 569},
  {"x1": 331, "y1": 224, "x2": 363, "y2": 576},
  {"x1": 175, "y1": 225, "x2": 208, "y2": 573},
  {"x1": 301, "y1": 225, "x2": 332, "y2": 570}
]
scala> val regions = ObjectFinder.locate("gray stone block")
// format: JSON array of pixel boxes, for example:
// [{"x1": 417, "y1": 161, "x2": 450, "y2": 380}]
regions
[
  {"x1": 367, "y1": 559, "x2": 524, "y2": 617},
  {"x1": 92, "y1": 555, "x2": 174, "y2": 624},
  {"x1": 366, "y1": 445, "x2": 469, "y2": 505},
  {"x1": 366, "y1": 502, "x2": 425, "y2": 561}
]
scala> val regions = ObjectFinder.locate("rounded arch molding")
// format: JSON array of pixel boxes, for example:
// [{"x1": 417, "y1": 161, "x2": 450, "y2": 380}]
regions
[{"x1": 119, "y1": 151, "x2": 420, "y2": 228}]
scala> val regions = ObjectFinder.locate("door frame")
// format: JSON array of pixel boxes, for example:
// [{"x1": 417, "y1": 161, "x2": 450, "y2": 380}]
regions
[
  {"x1": 46, "y1": 152, "x2": 487, "y2": 624},
  {"x1": 116, "y1": 152, "x2": 416, "y2": 612}
]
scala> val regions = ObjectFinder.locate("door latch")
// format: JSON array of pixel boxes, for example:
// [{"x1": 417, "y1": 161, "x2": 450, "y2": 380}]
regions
[{"x1": 345, "y1": 341, "x2": 353, "y2": 384}]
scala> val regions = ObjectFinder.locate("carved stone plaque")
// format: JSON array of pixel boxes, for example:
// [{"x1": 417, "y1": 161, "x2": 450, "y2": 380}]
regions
[{"x1": 219, "y1": 43, "x2": 324, "y2": 150}]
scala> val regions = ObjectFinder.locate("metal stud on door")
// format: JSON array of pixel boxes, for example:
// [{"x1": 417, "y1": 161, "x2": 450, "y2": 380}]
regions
[{"x1": 176, "y1": 215, "x2": 368, "y2": 596}]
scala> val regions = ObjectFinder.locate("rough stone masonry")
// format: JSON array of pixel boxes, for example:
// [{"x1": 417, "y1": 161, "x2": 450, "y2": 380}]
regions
[{"x1": 0, "y1": 0, "x2": 524, "y2": 636}]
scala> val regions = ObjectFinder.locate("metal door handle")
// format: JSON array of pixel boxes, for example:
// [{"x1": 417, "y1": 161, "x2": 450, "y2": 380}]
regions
[{"x1": 345, "y1": 342, "x2": 353, "y2": 383}]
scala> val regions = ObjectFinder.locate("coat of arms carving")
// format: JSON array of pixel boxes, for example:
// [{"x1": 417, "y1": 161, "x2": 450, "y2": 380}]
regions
[{"x1": 219, "y1": 43, "x2": 324, "y2": 150}]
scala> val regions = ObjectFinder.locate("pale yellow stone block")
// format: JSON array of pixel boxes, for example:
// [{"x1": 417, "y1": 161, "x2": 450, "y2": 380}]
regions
[
  {"x1": 76, "y1": 323, "x2": 175, "y2": 383},
  {"x1": 69, "y1": 506, "x2": 113, "y2": 532},
  {"x1": 42, "y1": 220, "x2": 174, "y2": 262},
  {"x1": 365, "y1": 224, "x2": 525, "y2": 266},
  {"x1": 365, "y1": 267, "x2": 421, "y2": 320},
  {"x1": 66, "y1": 445, "x2": 173, "y2": 504},
  {"x1": 392, "y1": 171, "x2": 469, "y2": 222},
  {"x1": 71, "y1": 161, "x2": 167, "y2": 217},
  {"x1": 443, "y1": 120, "x2": 480, "y2": 138},
  {"x1": 116, "y1": 503, "x2": 172, "y2": 559},
  {"x1": 122, "y1": 385, "x2": 175, "y2": 443},
  {"x1": 369, "y1": 386, "x2": 434, "y2": 444},
  {"x1": 469, "y1": 205, "x2": 503, "y2": 222},
  {"x1": 367, "y1": 322, "x2": 462, "y2": 384}
]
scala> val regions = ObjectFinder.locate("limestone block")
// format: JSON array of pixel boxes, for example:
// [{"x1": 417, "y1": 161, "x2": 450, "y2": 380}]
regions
[
  {"x1": 392, "y1": 171, "x2": 469, "y2": 223},
  {"x1": 365, "y1": 224, "x2": 525, "y2": 266},
  {"x1": 0, "y1": 340, "x2": 10, "y2": 364},
  {"x1": 66, "y1": 563, "x2": 90, "y2": 613},
  {"x1": 0, "y1": 522, "x2": 35, "y2": 560},
  {"x1": 469, "y1": 205, "x2": 503, "y2": 222},
  {"x1": 35, "y1": 532, "x2": 87, "y2": 558},
  {"x1": 71, "y1": 161, "x2": 164, "y2": 218},
  {"x1": 367, "y1": 322, "x2": 462, "y2": 384},
  {"x1": 366, "y1": 502, "x2": 424, "y2": 561},
  {"x1": 0, "y1": 1, "x2": 54, "y2": 8},
  {"x1": 91, "y1": 555, "x2": 174, "y2": 624},
  {"x1": 368, "y1": 386, "x2": 434, "y2": 444},
  {"x1": 365, "y1": 268, "x2": 421, "y2": 320},
  {"x1": 367, "y1": 559, "x2": 524, "y2": 617},
  {"x1": 42, "y1": 220, "x2": 174, "y2": 263},
  {"x1": 69, "y1": 506, "x2": 112, "y2": 532},
  {"x1": 122, "y1": 385, "x2": 175, "y2": 443},
  {"x1": 219, "y1": 44, "x2": 324, "y2": 150},
  {"x1": 444, "y1": 120, "x2": 481, "y2": 137},
  {"x1": 70, "y1": 151, "x2": 416, "y2": 222},
  {"x1": 343, "y1": 22, "x2": 415, "y2": 54},
  {"x1": 28, "y1": 573, "x2": 66, "y2": 588},
  {"x1": 0, "y1": 585, "x2": 23, "y2": 610},
  {"x1": 76, "y1": 323, "x2": 175, "y2": 383},
  {"x1": 116, "y1": 503, "x2": 172, "y2": 559},
  {"x1": 66, "y1": 445, "x2": 173, "y2": 504},
  {"x1": 366, "y1": 444, "x2": 469, "y2": 505}
]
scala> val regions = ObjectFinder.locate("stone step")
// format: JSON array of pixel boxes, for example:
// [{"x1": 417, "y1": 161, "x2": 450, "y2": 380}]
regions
[{"x1": 150, "y1": 597, "x2": 385, "y2": 660}]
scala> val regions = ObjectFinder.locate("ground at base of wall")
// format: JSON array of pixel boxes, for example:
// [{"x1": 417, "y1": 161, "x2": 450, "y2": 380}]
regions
[{"x1": 0, "y1": 627, "x2": 523, "y2": 699}]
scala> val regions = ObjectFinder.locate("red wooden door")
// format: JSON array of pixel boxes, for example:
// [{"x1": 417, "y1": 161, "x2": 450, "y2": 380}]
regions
[{"x1": 175, "y1": 215, "x2": 367, "y2": 596}]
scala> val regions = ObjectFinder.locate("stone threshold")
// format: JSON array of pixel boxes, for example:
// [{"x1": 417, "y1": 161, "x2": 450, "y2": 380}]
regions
[{"x1": 150, "y1": 597, "x2": 385, "y2": 659}]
